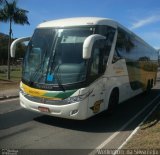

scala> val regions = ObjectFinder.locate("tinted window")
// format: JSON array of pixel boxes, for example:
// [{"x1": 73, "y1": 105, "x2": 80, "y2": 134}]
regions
[
  {"x1": 115, "y1": 28, "x2": 157, "y2": 62},
  {"x1": 97, "y1": 25, "x2": 115, "y2": 49}
]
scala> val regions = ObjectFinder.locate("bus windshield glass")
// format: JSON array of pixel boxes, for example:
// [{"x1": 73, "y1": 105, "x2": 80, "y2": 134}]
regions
[{"x1": 22, "y1": 27, "x2": 94, "y2": 85}]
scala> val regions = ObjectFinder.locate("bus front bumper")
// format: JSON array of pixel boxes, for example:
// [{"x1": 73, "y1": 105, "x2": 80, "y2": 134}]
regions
[{"x1": 19, "y1": 92, "x2": 88, "y2": 120}]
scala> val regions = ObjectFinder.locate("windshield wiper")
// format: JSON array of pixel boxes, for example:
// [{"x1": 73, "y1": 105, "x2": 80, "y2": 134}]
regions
[
  {"x1": 47, "y1": 33, "x2": 65, "y2": 92},
  {"x1": 53, "y1": 64, "x2": 65, "y2": 92}
]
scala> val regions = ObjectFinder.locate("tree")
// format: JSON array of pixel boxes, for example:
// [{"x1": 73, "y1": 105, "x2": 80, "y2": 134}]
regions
[
  {"x1": 0, "y1": 0, "x2": 29, "y2": 79},
  {"x1": 0, "y1": 33, "x2": 26, "y2": 65},
  {"x1": 0, "y1": 0, "x2": 5, "y2": 4}
]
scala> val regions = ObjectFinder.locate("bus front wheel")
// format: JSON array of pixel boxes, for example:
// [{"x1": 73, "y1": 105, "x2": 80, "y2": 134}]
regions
[{"x1": 107, "y1": 88, "x2": 119, "y2": 113}]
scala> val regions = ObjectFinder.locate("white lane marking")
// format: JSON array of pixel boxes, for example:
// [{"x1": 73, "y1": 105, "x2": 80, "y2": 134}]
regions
[
  {"x1": 0, "y1": 107, "x2": 22, "y2": 114},
  {"x1": 113, "y1": 101, "x2": 160, "y2": 155},
  {"x1": 89, "y1": 94, "x2": 160, "y2": 155},
  {"x1": 0, "y1": 98, "x2": 21, "y2": 114},
  {"x1": 0, "y1": 98, "x2": 19, "y2": 104}
]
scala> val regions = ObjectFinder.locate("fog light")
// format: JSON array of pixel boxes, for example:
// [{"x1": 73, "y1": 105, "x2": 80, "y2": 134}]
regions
[{"x1": 70, "y1": 109, "x2": 78, "y2": 116}]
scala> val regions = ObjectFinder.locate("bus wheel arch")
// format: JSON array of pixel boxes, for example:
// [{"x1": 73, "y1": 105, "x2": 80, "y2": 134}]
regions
[{"x1": 107, "y1": 87, "x2": 119, "y2": 113}]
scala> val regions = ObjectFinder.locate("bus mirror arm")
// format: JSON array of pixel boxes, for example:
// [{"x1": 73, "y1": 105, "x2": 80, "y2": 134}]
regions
[
  {"x1": 83, "y1": 34, "x2": 106, "y2": 59},
  {"x1": 10, "y1": 37, "x2": 31, "y2": 58}
]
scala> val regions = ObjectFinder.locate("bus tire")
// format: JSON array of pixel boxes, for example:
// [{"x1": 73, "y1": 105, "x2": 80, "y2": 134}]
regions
[
  {"x1": 150, "y1": 79, "x2": 154, "y2": 88},
  {"x1": 107, "y1": 88, "x2": 119, "y2": 114},
  {"x1": 146, "y1": 80, "x2": 151, "y2": 94}
]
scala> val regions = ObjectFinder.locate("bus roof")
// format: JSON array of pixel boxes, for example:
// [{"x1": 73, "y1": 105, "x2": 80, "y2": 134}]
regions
[
  {"x1": 37, "y1": 17, "x2": 156, "y2": 51},
  {"x1": 37, "y1": 17, "x2": 118, "y2": 28}
]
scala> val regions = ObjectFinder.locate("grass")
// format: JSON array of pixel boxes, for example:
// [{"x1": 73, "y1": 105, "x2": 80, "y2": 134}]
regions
[
  {"x1": 124, "y1": 105, "x2": 160, "y2": 149},
  {"x1": 0, "y1": 65, "x2": 22, "y2": 81},
  {"x1": 0, "y1": 65, "x2": 21, "y2": 89}
]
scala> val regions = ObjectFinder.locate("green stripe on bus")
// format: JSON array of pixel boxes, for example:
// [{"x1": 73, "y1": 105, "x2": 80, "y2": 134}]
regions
[{"x1": 43, "y1": 89, "x2": 77, "y2": 99}]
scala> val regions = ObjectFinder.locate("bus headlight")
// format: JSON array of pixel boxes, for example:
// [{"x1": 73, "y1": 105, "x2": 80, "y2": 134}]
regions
[
  {"x1": 64, "y1": 91, "x2": 91, "y2": 103},
  {"x1": 20, "y1": 88, "x2": 26, "y2": 95}
]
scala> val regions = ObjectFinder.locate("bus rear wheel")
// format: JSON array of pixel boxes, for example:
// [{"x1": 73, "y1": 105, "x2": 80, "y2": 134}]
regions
[
  {"x1": 146, "y1": 80, "x2": 152, "y2": 94},
  {"x1": 150, "y1": 79, "x2": 154, "y2": 88}
]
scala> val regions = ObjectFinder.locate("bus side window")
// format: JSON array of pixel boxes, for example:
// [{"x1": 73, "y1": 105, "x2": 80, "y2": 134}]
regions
[{"x1": 112, "y1": 49, "x2": 122, "y2": 63}]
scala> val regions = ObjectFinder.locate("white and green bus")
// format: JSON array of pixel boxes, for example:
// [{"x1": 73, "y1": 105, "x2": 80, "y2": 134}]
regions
[{"x1": 11, "y1": 17, "x2": 158, "y2": 120}]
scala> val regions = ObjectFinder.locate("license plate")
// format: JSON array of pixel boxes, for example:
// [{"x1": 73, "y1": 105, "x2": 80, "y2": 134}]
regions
[{"x1": 38, "y1": 106, "x2": 50, "y2": 113}]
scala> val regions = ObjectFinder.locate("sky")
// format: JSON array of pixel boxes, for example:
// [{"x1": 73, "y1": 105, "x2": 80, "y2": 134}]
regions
[{"x1": 1, "y1": 0, "x2": 160, "y2": 49}]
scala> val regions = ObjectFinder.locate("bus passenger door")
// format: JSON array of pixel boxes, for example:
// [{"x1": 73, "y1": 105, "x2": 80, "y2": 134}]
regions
[{"x1": 88, "y1": 41, "x2": 107, "y2": 116}]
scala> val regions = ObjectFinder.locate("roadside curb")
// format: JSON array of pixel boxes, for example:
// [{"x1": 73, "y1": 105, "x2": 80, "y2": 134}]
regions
[
  {"x1": 0, "y1": 95, "x2": 19, "y2": 101},
  {"x1": 113, "y1": 97, "x2": 160, "y2": 155},
  {"x1": 89, "y1": 93, "x2": 160, "y2": 155}
]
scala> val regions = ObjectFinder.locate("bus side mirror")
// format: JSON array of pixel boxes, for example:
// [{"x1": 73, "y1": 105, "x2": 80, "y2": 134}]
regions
[
  {"x1": 83, "y1": 34, "x2": 106, "y2": 59},
  {"x1": 10, "y1": 37, "x2": 31, "y2": 58}
]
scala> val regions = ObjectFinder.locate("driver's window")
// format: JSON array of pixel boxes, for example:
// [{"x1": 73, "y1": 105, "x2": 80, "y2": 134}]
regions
[
  {"x1": 88, "y1": 39, "x2": 108, "y2": 83},
  {"x1": 91, "y1": 48, "x2": 100, "y2": 76}
]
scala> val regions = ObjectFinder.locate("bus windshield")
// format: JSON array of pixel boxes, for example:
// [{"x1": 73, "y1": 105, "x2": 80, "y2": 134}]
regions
[{"x1": 22, "y1": 27, "x2": 94, "y2": 86}]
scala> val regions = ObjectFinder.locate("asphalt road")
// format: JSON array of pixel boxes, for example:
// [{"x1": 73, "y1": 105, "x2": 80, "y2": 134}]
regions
[{"x1": 0, "y1": 82, "x2": 160, "y2": 155}]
